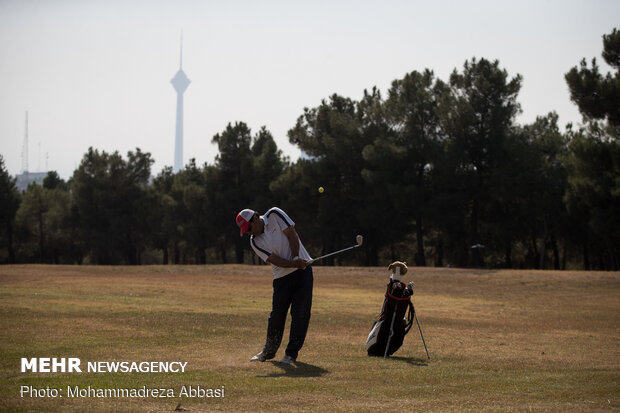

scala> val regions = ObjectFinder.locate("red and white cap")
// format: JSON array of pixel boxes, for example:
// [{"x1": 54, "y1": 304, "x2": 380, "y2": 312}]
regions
[{"x1": 236, "y1": 209, "x2": 255, "y2": 236}]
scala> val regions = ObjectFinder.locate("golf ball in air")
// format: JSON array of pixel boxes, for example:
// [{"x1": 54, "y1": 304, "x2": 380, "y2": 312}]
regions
[{"x1": 318, "y1": 187, "x2": 324, "y2": 193}]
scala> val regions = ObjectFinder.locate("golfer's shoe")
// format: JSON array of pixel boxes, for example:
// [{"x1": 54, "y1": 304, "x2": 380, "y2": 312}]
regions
[
  {"x1": 250, "y1": 351, "x2": 274, "y2": 362},
  {"x1": 279, "y1": 355, "x2": 296, "y2": 364}
]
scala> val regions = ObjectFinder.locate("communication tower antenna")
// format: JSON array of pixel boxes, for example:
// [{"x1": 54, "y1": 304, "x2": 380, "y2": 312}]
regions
[
  {"x1": 21, "y1": 111, "x2": 29, "y2": 174},
  {"x1": 171, "y1": 33, "x2": 190, "y2": 173}
]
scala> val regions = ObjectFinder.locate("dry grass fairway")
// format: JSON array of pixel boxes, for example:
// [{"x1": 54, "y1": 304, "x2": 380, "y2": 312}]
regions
[{"x1": 0, "y1": 265, "x2": 619, "y2": 412}]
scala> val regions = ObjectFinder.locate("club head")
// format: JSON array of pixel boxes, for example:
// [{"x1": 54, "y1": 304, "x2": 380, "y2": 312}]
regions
[{"x1": 356, "y1": 235, "x2": 363, "y2": 246}]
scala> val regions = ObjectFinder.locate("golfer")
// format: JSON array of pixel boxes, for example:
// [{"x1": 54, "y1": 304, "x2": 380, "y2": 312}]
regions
[{"x1": 236, "y1": 207, "x2": 313, "y2": 364}]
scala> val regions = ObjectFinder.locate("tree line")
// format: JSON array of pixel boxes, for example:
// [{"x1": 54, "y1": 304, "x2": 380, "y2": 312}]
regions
[{"x1": 1, "y1": 29, "x2": 618, "y2": 270}]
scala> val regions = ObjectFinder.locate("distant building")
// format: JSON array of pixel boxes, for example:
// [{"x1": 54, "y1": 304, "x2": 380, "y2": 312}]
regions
[{"x1": 15, "y1": 171, "x2": 47, "y2": 192}]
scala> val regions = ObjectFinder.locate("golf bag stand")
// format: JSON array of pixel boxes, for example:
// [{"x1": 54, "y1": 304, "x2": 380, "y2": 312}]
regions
[{"x1": 414, "y1": 307, "x2": 430, "y2": 359}]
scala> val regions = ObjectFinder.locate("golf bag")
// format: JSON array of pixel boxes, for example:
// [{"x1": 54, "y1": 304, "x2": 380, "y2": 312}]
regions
[{"x1": 366, "y1": 279, "x2": 414, "y2": 357}]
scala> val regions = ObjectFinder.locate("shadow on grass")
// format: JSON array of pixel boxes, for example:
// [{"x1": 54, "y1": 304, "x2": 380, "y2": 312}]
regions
[
  {"x1": 388, "y1": 356, "x2": 429, "y2": 366},
  {"x1": 256, "y1": 361, "x2": 329, "y2": 378}
]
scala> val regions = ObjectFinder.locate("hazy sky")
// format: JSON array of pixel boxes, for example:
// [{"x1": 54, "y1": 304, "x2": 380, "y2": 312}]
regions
[{"x1": 0, "y1": 0, "x2": 618, "y2": 179}]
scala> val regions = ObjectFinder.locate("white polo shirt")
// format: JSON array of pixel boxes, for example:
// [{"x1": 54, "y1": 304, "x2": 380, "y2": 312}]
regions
[{"x1": 250, "y1": 207, "x2": 312, "y2": 279}]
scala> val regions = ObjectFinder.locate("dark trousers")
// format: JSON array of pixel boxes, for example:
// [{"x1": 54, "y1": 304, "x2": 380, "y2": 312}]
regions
[{"x1": 263, "y1": 266, "x2": 313, "y2": 359}]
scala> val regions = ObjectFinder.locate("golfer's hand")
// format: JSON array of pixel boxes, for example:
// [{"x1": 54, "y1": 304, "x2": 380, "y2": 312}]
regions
[{"x1": 293, "y1": 259, "x2": 310, "y2": 269}]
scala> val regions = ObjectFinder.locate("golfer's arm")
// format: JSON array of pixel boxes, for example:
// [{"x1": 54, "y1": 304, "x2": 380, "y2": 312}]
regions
[
  {"x1": 266, "y1": 254, "x2": 300, "y2": 268},
  {"x1": 283, "y1": 225, "x2": 300, "y2": 258},
  {"x1": 265, "y1": 225, "x2": 303, "y2": 268}
]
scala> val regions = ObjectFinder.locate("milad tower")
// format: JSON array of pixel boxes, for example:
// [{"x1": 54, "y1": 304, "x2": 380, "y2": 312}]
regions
[{"x1": 171, "y1": 37, "x2": 190, "y2": 173}]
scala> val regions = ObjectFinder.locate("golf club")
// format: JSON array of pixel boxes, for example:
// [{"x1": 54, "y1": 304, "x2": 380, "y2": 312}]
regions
[{"x1": 309, "y1": 235, "x2": 363, "y2": 264}]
